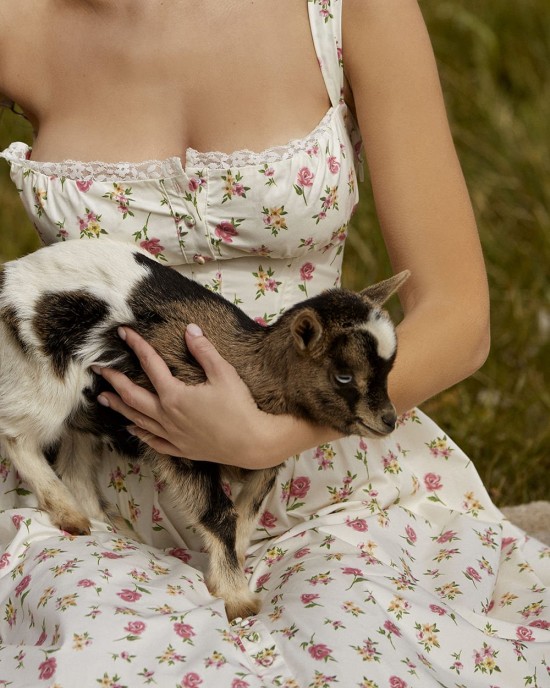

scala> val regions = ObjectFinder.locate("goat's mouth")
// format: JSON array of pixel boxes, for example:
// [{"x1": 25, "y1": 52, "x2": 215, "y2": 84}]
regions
[{"x1": 355, "y1": 420, "x2": 391, "y2": 438}]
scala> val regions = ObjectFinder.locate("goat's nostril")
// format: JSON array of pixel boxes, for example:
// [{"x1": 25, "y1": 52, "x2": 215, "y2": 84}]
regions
[{"x1": 381, "y1": 410, "x2": 397, "y2": 430}]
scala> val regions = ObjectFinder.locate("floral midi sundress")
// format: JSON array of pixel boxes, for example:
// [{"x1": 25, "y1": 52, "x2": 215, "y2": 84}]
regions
[{"x1": 1, "y1": 3, "x2": 549, "y2": 686}]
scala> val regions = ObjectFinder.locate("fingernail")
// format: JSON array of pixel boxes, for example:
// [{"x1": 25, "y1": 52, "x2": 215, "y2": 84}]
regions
[
  {"x1": 127, "y1": 425, "x2": 137, "y2": 436},
  {"x1": 97, "y1": 395, "x2": 110, "y2": 407},
  {"x1": 91, "y1": 365, "x2": 102, "y2": 375},
  {"x1": 186, "y1": 323, "x2": 203, "y2": 337},
  {"x1": 118, "y1": 327, "x2": 127, "y2": 341}
]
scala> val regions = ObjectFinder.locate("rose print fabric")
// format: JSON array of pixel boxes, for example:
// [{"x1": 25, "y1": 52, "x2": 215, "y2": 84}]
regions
[{"x1": 1, "y1": 2, "x2": 549, "y2": 686}]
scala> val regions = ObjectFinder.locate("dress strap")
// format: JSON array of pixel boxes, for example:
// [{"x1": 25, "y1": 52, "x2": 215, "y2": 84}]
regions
[{"x1": 307, "y1": 0, "x2": 344, "y2": 108}]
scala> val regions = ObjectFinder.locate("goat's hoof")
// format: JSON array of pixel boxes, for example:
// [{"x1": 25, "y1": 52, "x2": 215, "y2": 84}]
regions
[
  {"x1": 53, "y1": 511, "x2": 91, "y2": 536},
  {"x1": 225, "y1": 595, "x2": 261, "y2": 622}
]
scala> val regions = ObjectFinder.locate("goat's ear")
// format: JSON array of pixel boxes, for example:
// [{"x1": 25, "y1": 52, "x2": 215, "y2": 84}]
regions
[
  {"x1": 360, "y1": 270, "x2": 411, "y2": 306},
  {"x1": 291, "y1": 308, "x2": 324, "y2": 354}
]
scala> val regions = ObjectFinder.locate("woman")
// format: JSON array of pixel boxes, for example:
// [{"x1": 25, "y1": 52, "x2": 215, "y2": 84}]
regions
[{"x1": 0, "y1": 1, "x2": 548, "y2": 685}]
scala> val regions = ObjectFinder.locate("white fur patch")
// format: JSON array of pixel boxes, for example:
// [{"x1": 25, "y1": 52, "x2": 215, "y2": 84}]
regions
[{"x1": 357, "y1": 311, "x2": 397, "y2": 360}]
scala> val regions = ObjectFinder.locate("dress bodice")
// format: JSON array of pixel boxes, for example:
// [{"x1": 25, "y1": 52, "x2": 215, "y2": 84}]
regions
[{"x1": 0, "y1": 2, "x2": 362, "y2": 320}]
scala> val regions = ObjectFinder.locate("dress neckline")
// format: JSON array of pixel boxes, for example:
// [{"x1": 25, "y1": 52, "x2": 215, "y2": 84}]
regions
[{"x1": 1, "y1": 106, "x2": 342, "y2": 181}]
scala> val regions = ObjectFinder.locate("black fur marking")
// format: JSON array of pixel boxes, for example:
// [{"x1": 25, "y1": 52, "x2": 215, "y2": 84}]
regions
[
  {"x1": 69, "y1": 378, "x2": 143, "y2": 460},
  {"x1": 131, "y1": 251, "x2": 260, "y2": 335},
  {"x1": 0, "y1": 305, "x2": 29, "y2": 354},
  {"x1": 43, "y1": 440, "x2": 61, "y2": 467},
  {"x1": 33, "y1": 290, "x2": 110, "y2": 377}
]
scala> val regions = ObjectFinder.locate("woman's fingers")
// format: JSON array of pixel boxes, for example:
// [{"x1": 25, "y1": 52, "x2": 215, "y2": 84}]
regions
[
  {"x1": 184, "y1": 324, "x2": 238, "y2": 383},
  {"x1": 97, "y1": 366, "x2": 166, "y2": 437},
  {"x1": 117, "y1": 327, "x2": 174, "y2": 393},
  {"x1": 127, "y1": 426, "x2": 184, "y2": 457}
]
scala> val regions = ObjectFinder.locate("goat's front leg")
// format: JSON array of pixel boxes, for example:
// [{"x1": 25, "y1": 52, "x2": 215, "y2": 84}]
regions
[
  {"x1": 54, "y1": 431, "x2": 138, "y2": 539},
  {"x1": 154, "y1": 455, "x2": 260, "y2": 620},
  {"x1": 2, "y1": 435, "x2": 91, "y2": 535}
]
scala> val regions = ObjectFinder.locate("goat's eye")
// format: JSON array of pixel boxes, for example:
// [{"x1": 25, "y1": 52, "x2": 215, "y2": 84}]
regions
[{"x1": 335, "y1": 373, "x2": 353, "y2": 385}]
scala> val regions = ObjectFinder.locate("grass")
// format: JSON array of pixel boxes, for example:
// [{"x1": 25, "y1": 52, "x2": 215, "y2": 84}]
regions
[{"x1": 0, "y1": 1, "x2": 548, "y2": 505}]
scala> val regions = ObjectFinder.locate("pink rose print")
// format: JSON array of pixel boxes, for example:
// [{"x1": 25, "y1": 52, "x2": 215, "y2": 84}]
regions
[
  {"x1": 0, "y1": 552, "x2": 11, "y2": 569},
  {"x1": 384, "y1": 620, "x2": 402, "y2": 637},
  {"x1": 405, "y1": 525, "x2": 417, "y2": 543},
  {"x1": 296, "y1": 167, "x2": 315, "y2": 188},
  {"x1": 424, "y1": 473, "x2": 443, "y2": 491},
  {"x1": 294, "y1": 547, "x2": 311, "y2": 559},
  {"x1": 529, "y1": 619, "x2": 550, "y2": 629},
  {"x1": 15, "y1": 575, "x2": 31, "y2": 597},
  {"x1": 465, "y1": 566, "x2": 482, "y2": 582},
  {"x1": 437, "y1": 530, "x2": 457, "y2": 543},
  {"x1": 301, "y1": 593, "x2": 320, "y2": 605},
  {"x1": 11, "y1": 514, "x2": 23, "y2": 529},
  {"x1": 76, "y1": 180, "x2": 93, "y2": 192},
  {"x1": 259, "y1": 510, "x2": 277, "y2": 529},
  {"x1": 125, "y1": 620, "x2": 146, "y2": 635},
  {"x1": 294, "y1": 167, "x2": 315, "y2": 204},
  {"x1": 256, "y1": 573, "x2": 271, "y2": 588},
  {"x1": 308, "y1": 643, "x2": 332, "y2": 660},
  {"x1": 300, "y1": 262, "x2": 315, "y2": 281},
  {"x1": 182, "y1": 673, "x2": 203, "y2": 688},
  {"x1": 327, "y1": 155, "x2": 340, "y2": 173},
  {"x1": 430, "y1": 604, "x2": 447, "y2": 616},
  {"x1": 117, "y1": 588, "x2": 142, "y2": 602},
  {"x1": 289, "y1": 476, "x2": 311, "y2": 498},
  {"x1": 77, "y1": 579, "x2": 95, "y2": 588},
  {"x1": 516, "y1": 626, "x2": 535, "y2": 642},
  {"x1": 188, "y1": 178, "x2": 200, "y2": 192},
  {"x1": 389, "y1": 677, "x2": 407, "y2": 688},
  {"x1": 254, "y1": 316, "x2": 268, "y2": 327},
  {"x1": 140, "y1": 237, "x2": 164, "y2": 256},
  {"x1": 231, "y1": 680, "x2": 250, "y2": 688},
  {"x1": 169, "y1": 547, "x2": 191, "y2": 563},
  {"x1": 215, "y1": 220, "x2": 239, "y2": 243},
  {"x1": 174, "y1": 622, "x2": 196, "y2": 639},
  {"x1": 346, "y1": 517, "x2": 368, "y2": 532},
  {"x1": 38, "y1": 657, "x2": 57, "y2": 680}
]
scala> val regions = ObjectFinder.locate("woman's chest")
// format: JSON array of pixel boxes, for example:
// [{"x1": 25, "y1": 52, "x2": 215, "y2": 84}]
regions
[{"x1": 4, "y1": 107, "x2": 361, "y2": 266}]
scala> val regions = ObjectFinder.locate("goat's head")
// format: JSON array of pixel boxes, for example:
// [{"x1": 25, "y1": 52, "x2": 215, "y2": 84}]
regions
[{"x1": 286, "y1": 270, "x2": 410, "y2": 437}]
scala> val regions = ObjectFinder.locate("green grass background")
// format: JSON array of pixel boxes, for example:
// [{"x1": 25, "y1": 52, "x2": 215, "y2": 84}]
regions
[{"x1": 0, "y1": 1, "x2": 548, "y2": 505}]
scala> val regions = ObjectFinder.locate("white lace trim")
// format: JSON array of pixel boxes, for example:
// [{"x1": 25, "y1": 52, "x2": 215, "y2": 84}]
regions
[
  {"x1": 0, "y1": 142, "x2": 184, "y2": 181},
  {"x1": 186, "y1": 107, "x2": 335, "y2": 170},
  {"x1": 0, "y1": 106, "x2": 339, "y2": 179}
]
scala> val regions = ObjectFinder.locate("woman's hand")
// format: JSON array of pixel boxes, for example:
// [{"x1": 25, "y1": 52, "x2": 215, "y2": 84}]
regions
[{"x1": 94, "y1": 326, "x2": 340, "y2": 468}]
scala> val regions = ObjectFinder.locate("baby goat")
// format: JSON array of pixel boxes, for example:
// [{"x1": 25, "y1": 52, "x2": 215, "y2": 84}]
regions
[{"x1": 0, "y1": 239, "x2": 409, "y2": 619}]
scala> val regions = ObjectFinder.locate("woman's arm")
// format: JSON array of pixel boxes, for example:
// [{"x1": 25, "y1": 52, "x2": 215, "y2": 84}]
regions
[
  {"x1": 98, "y1": 1, "x2": 489, "y2": 466},
  {"x1": 343, "y1": 0, "x2": 490, "y2": 413}
]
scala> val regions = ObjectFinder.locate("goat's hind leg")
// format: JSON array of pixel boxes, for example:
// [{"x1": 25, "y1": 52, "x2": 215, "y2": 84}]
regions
[
  {"x1": 2, "y1": 435, "x2": 91, "y2": 535},
  {"x1": 155, "y1": 456, "x2": 260, "y2": 620}
]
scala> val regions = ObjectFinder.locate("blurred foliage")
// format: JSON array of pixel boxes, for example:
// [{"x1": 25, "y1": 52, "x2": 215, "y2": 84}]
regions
[{"x1": 0, "y1": 1, "x2": 548, "y2": 505}]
